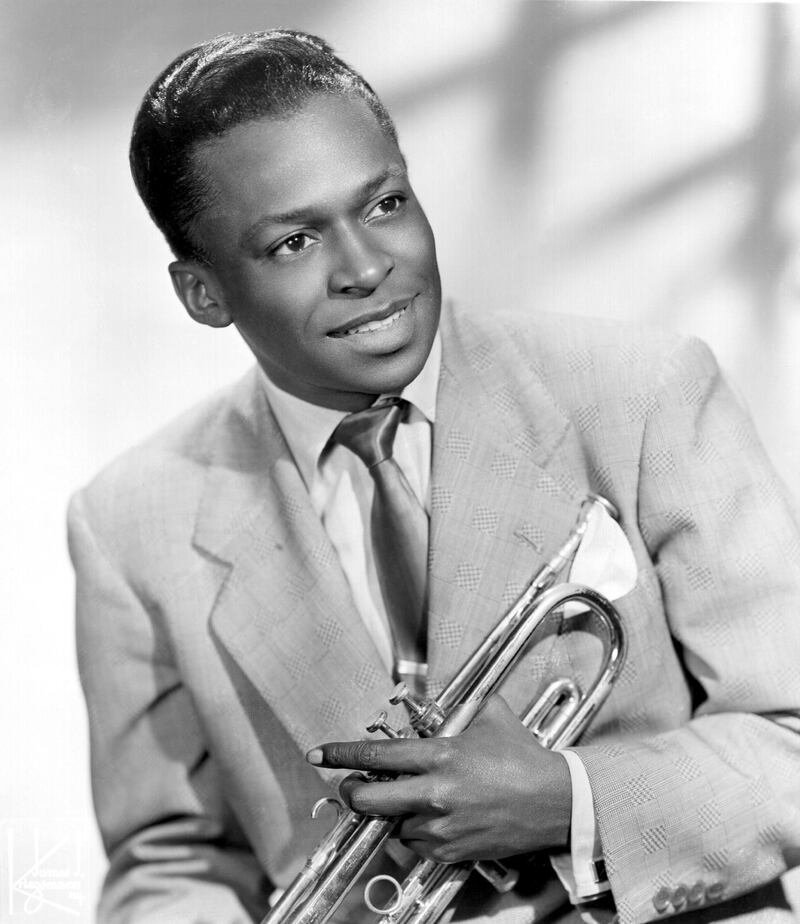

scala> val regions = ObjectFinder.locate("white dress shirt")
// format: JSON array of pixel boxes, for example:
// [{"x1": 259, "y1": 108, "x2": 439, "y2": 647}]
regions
[
  {"x1": 262, "y1": 337, "x2": 438, "y2": 674},
  {"x1": 260, "y1": 334, "x2": 607, "y2": 904}
]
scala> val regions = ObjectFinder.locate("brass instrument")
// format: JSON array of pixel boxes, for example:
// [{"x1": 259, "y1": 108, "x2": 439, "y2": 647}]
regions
[{"x1": 262, "y1": 494, "x2": 627, "y2": 924}]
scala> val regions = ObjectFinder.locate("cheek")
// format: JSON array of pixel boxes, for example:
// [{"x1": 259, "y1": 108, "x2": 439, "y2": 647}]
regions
[
  {"x1": 402, "y1": 221, "x2": 438, "y2": 278},
  {"x1": 264, "y1": 266, "x2": 329, "y2": 323},
  {"x1": 235, "y1": 275, "x2": 316, "y2": 336}
]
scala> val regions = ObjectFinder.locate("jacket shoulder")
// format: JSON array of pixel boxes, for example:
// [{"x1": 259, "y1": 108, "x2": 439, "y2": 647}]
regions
[
  {"x1": 444, "y1": 305, "x2": 718, "y2": 400},
  {"x1": 68, "y1": 367, "x2": 267, "y2": 557}
]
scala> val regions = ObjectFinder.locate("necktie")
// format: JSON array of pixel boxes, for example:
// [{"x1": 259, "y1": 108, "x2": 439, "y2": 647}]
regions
[{"x1": 331, "y1": 398, "x2": 428, "y2": 686}]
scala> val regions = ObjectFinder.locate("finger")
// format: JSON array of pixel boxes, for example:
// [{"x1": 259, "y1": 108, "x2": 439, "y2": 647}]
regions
[
  {"x1": 338, "y1": 771, "x2": 373, "y2": 808},
  {"x1": 397, "y1": 813, "x2": 448, "y2": 844},
  {"x1": 337, "y1": 771, "x2": 370, "y2": 798},
  {"x1": 306, "y1": 737, "x2": 435, "y2": 773},
  {"x1": 398, "y1": 838, "x2": 452, "y2": 863},
  {"x1": 339, "y1": 777, "x2": 432, "y2": 817},
  {"x1": 398, "y1": 838, "x2": 430, "y2": 859}
]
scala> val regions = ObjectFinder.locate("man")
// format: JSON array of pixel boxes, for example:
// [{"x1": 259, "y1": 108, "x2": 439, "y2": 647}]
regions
[{"x1": 69, "y1": 29, "x2": 800, "y2": 924}]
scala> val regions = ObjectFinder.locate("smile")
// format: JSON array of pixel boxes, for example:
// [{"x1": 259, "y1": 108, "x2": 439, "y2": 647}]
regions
[
  {"x1": 341, "y1": 306, "x2": 406, "y2": 336},
  {"x1": 330, "y1": 299, "x2": 412, "y2": 338}
]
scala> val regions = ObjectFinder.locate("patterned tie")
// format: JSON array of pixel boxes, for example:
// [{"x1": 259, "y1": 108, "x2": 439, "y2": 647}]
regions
[{"x1": 331, "y1": 398, "x2": 428, "y2": 686}]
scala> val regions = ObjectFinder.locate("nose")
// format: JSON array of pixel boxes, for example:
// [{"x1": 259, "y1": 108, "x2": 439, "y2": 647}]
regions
[{"x1": 328, "y1": 226, "x2": 394, "y2": 297}]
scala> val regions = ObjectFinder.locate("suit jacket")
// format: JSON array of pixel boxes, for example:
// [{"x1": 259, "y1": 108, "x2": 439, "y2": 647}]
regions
[{"x1": 69, "y1": 306, "x2": 800, "y2": 924}]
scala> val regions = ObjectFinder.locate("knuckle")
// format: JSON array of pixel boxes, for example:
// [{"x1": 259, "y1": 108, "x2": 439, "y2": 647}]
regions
[
  {"x1": 354, "y1": 740, "x2": 382, "y2": 769},
  {"x1": 430, "y1": 739, "x2": 455, "y2": 771},
  {"x1": 427, "y1": 782, "x2": 452, "y2": 815},
  {"x1": 430, "y1": 816, "x2": 454, "y2": 843}
]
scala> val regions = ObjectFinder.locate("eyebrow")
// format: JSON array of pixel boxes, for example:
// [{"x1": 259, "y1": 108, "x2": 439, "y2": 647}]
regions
[{"x1": 239, "y1": 164, "x2": 408, "y2": 250}]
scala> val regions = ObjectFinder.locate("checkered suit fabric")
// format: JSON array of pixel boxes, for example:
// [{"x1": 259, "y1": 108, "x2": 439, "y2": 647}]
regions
[{"x1": 69, "y1": 305, "x2": 800, "y2": 923}]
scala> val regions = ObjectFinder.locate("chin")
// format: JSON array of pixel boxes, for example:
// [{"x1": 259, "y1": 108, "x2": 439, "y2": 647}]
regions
[{"x1": 372, "y1": 353, "x2": 427, "y2": 394}]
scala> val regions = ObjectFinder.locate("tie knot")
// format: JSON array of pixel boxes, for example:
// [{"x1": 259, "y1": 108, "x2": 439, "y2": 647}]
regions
[{"x1": 332, "y1": 398, "x2": 406, "y2": 469}]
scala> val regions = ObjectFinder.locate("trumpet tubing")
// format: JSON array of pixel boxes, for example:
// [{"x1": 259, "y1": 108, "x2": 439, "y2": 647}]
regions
[{"x1": 261, "y1": 495, "x2": 627, "y2": 924}]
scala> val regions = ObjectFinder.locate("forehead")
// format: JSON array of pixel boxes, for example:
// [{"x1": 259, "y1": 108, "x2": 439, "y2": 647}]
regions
[{"x1": 193, "y1": 95, "x2": 402, "y2": 223}]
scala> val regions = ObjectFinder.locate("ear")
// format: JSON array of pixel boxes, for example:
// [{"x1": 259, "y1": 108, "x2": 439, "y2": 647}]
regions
[{"x1": 168, "y1": 261, "x2": 232, "y2": 328}]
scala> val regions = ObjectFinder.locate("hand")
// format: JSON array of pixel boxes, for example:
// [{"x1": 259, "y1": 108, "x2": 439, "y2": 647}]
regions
[{"x1": 306, "y1": 695, "x2": 572, "y2": 864}]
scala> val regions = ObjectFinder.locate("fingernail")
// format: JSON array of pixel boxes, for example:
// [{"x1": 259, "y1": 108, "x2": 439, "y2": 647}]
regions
[{"x1": 306, "y1": 748, "x2": 323, "y2": 765}]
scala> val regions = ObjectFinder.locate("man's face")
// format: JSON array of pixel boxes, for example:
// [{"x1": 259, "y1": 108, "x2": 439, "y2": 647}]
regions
[{"x1": 188, "y1": 95, "x2": 441, "y2": 411}]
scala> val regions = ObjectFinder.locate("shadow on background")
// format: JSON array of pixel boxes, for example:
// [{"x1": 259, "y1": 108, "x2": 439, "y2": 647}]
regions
[{"x1": 7, "y1": 1, "x2": 798, "y2": 320}]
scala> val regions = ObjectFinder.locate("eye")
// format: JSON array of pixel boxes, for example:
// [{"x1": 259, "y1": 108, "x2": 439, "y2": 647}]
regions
[
  {"x1": 366, "y1": 194, "x2": 406, "y2": 221},
  {"x1": 271, "y1": 232, "x2": 317, "y2": 257}
]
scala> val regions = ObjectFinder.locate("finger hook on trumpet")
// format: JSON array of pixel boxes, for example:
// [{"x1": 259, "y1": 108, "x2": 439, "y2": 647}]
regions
[{"x1": 311, "y1": 797, "x2": 347, "y2": 821}]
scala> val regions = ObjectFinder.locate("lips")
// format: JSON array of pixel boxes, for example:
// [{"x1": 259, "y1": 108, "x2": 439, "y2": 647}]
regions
[{"x1": 328, "y1": 297, "x2": 413, "y2": 338}]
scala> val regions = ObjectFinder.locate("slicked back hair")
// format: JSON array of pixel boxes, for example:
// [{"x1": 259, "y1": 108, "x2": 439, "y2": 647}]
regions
[{"x1": 130, "y1": 29, "x2": 398, "y2": 263}]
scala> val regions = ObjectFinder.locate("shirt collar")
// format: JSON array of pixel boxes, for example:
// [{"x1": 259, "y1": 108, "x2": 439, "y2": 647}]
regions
[{"x1": 260, "y1": 333, "x2": 441, "y2": 490}]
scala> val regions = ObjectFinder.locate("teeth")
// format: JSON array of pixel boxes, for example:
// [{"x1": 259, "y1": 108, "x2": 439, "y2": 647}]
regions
[{"x1": 345, "y1": 306, "x2": 405, "y2": 336}]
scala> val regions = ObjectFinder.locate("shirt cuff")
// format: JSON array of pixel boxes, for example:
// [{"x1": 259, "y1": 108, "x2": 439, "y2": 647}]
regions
[{"x1": 549, "y1": 748, "x2": 610, "y2": 902}]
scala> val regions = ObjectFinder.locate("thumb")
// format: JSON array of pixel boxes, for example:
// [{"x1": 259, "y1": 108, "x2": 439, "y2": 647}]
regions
[{"x1": 475, "y1": 693, "x2": 518, "y2": 724}]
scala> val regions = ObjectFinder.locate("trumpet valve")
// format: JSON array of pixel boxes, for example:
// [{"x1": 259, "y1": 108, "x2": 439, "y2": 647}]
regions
[
  {"x1": 366, "y1": 711, "x2": 402, "y2": 738},
  {"x1": 389, "y1": 682, "x2": 424, "y2": 713},
  {"x1": 389, "y1": 682, "x2": 445, "y2": 735}
]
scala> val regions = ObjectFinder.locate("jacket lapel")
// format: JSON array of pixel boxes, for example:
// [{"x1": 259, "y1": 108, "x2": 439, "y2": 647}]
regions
[
  {"x1": 191, "y1": 306, "x2": 601, "y2": 771},
  {"x1": 193, "y1": 371, "x2": 401, "y2": 788},
  {"x1": 426, "y1": 308, "x2": 591, "y2": 711}
]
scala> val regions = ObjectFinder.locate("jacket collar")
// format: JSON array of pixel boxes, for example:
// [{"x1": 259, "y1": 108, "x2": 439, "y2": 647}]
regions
[{"x1": 193, "y1": 371, "x2": 402, "y2": 789}]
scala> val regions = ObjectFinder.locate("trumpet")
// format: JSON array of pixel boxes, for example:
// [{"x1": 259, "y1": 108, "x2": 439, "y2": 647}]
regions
[{"x1": 262, "y1": 494, "x2": 627, "y2": 924}]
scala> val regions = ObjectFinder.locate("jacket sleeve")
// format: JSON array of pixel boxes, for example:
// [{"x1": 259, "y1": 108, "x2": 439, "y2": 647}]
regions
[
  {"x1": 69, "y1": 490, "x2": 272, "y2": 924},
  {"x1": 576, "y1": 337, "x2": 800, "y2": 924}
]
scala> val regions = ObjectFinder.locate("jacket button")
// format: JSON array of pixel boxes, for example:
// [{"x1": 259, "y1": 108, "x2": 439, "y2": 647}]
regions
[
  {"x1": 671, "y1": 884, "x2": 688, "y2": 910},
  {"x1": 706, "y1": 881, "x2": 725, "y2": 902},
  {"x1": 653, "y1": 887, "x2": 671, "y2": 913},
  {"x1": 688, "y1": 881, "x2": 705, "y2": 906}
]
